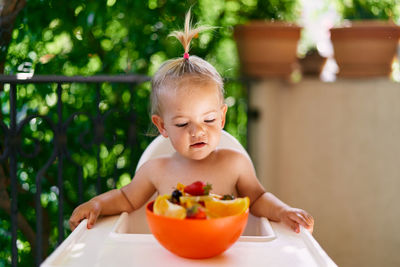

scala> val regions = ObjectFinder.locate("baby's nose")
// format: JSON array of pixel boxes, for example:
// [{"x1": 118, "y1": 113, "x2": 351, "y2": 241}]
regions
[{"x1": 190, "y1": 123, "x2": 205, "y2": 137}]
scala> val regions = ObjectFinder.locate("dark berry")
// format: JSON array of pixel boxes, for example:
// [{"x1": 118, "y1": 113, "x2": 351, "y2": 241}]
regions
[{"x1": 171, "y1": 189, "x2": 182, "y2": 204}]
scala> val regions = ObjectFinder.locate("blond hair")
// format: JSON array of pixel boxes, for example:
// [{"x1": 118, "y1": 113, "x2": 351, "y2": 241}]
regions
[{"x1": 151, "y1": 9, "x2": 224, "y2": 116}]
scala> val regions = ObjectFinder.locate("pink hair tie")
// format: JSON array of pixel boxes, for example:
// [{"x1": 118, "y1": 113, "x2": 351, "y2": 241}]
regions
[{"x1": 183, "y1": 52, "x2": 189, "y2": 59}]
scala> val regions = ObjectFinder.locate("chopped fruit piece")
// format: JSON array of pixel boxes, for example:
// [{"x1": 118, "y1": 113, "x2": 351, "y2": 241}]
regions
[
  {"x1": 222, "y1": 194, "x2": 235, "y2": 200},
  {"x1": 179, "y1": 195, "x2": 213, "y2": 205},
  {"x1": 153, "y1": 182, "x2": 249, "y2": 220},
  {"x1": 209, "y1": 193, "x2": 223, "y2": 199},
  {"x1": 205, "y1": 197, "x2": 250, "y2": 218},
  {"x1": 170, "y1": 189, "x2": 182, "y2": 204},
  {"x1": 184, "y1": 181, "x2": 212, "y2": 196},
  {"x1": 154, "y1": 194, "x2": 186, "y2": 219},
  {"x1": 176, "y1": 182, "x2": 185, "y2": 192},
  {"x1": 186, "y1": 204, "x2": 207, "y2": 219}
]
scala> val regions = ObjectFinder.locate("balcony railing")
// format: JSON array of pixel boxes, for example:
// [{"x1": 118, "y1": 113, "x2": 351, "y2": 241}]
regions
[{"x1": 0, "y1": 74, "x2": 151, "y2": 267}]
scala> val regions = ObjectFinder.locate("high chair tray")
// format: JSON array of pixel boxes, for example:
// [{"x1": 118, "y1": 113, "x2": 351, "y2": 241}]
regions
[
  {"x1": 41, "y1": 213, "x2": 337, "y2": 267},
  {"x1": 109, "y1": 210, "x2": 276, "y2": 242}
]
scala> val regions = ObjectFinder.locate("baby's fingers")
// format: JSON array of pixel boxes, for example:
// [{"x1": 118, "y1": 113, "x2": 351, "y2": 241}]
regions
[
  {"x1": 87, "y1": 209, "x2": 100, "y2": 229},
  {"x1": 285, "y1": 217, "x2": 300, "y2": 233},
  {"x1": 289, "y1": 212, "x2": 314, "y2": 233},
  {"x1": 69, "y1": 214, "x2": 84, "y2": 231},
  {"x1": 303, "y1": 213, "x2": 314, "y2": 233},
  {"x1": 296, "y1": 211, "x2": 314, "y2": 233}
]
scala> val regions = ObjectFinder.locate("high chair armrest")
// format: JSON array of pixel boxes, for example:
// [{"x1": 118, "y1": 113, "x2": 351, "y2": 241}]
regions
[
  {"x1": 299, "y1": 226, "x2": 338, "y2": 267},
  {"x1": 41, "y1": 219, "x2": 88, "y2": 267}
]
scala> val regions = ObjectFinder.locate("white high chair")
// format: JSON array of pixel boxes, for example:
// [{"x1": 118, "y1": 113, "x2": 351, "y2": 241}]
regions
[
  {"x1": 41, "y1": 132, "x2": 337, "y2": 267},
  {"x1": 136, "y1": 130, "x2": 250, "y2": 171}
]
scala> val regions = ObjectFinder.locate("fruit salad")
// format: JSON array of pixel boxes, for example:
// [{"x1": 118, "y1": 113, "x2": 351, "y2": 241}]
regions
[{"x1": 153, "y1": 181, "x2": 250, "y2": 219}]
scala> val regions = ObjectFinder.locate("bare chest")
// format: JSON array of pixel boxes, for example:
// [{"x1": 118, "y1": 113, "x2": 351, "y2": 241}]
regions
[{"x1": 152, "y1": 162, "x2": 238, "y2": 196}]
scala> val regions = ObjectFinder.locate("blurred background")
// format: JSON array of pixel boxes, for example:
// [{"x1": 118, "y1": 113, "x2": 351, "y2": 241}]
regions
[{"x1": 1, "y1": 0, "x2": 400, "y2": 266}]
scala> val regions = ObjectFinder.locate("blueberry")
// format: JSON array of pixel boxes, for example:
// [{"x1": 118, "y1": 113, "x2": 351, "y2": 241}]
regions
[{"x1": 171, "y1": 189, "x2": 182, "y2": 204}]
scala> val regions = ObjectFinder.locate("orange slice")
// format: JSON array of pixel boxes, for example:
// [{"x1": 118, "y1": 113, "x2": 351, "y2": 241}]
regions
[
  {"x1": 205, "y1": 197, "x2": 250, "y2": 218},
  {"x1": 153, "y1": 194, "x2": 186, "y2": 219}
]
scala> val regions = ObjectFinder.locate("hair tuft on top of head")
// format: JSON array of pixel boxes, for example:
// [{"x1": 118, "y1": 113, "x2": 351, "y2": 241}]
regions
[{"x1": 169, "y1": 9, "x2": 213, "y2": 55}]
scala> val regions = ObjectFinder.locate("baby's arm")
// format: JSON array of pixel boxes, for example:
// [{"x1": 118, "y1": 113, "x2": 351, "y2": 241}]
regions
[
  {"x1": 250, "y1": 192, "x2": 314, "y2": 233},
  {"x1": 234, "y1": 153, "x2": 314, "y2": 233},
  {"x1": 69, "y1": 161, "x2": 156, "y2": 231}
]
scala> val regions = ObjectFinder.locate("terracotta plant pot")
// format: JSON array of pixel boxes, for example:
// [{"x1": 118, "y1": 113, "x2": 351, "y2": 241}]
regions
[
  {"x1": 330, "y1": 21, "x2": 400, "y2": 77},
  {"x1": 234, "y1": 21, "x2": 301, "y2": 78}
]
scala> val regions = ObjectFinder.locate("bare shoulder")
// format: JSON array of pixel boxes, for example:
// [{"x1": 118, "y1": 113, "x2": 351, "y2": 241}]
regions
[
  {"x1": 214, "y1": 148, "x2": 252, "y2": 166},
  {"x1": 136, "y1": 156, "x2": 171, "y2": 175},
  {"x1": 214, "y1": 148, "x2": 262, "y2": 200},
  {"x1": 120, "y1": 157, "x2": 170, "y2": 210}
]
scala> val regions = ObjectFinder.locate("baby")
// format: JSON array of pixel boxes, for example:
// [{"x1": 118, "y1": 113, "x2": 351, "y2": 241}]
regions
[{"x1": 69, "y1": 10, "x2": 314, "y2": 234}]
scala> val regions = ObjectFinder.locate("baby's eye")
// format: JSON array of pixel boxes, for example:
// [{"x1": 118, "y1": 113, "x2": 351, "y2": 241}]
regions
[
  {"x1": 175, "y1": 123, "x2": 188, "y2": 127},
  {"x1": 205, "y1": 119, "x2": 216, "y2": 123}
]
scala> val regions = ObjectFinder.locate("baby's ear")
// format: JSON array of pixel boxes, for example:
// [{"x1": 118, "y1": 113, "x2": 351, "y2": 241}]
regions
[
  {"x1": 151, "y1": 115, "x2": 168, "y2": 137},
  {"x1": 220, "y1": 104, "x2": 228, "y2": 128}
]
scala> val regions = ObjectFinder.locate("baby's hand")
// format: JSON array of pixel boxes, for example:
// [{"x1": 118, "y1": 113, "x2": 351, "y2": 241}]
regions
[
  {"x1": 69, "y1": 200, "x2": 102, "y2": 231},
  {"x1": 279, "y1": 207, "x2": 314, "y2": 234}
]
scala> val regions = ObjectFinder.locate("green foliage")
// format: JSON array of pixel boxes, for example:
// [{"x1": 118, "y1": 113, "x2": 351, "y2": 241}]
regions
[
  {"x1": 336, "y1": 0, "x2": 400, "y2": 20},
  {"x1": 233, "y1": 0, "x2": 301, "y2": 22}
]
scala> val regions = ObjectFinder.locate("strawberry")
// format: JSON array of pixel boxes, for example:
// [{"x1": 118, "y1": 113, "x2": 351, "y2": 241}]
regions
[
  {"x1": 184, "y1": 181, "x2": 212, "y2": 196},
  {"x1": 186, "y1": 204, "x2": 207, "y2": 219}
]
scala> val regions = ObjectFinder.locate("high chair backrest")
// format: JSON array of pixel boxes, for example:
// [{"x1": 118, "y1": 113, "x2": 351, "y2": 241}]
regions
[{"x1": 136, "y1": 130, "x2": 250, "y2": 172}]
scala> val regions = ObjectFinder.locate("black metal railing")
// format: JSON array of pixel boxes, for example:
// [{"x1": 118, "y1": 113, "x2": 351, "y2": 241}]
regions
[{"x1": 0, "y1": 74, "x2": 150, "y2": 267}]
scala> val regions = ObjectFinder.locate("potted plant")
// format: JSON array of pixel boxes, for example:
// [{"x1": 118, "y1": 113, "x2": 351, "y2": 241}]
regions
[
  {"x1": 330, "y1": 0, "x2": 400, "y2": 77},
  {"x1": 233, "y1": 0, "x2": 302, "y2": 78}
]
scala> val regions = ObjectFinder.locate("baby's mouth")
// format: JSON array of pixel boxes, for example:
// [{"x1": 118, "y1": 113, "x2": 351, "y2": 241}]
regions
[{"x1": 190, "y1": 142, "x2": 206, "y2": 148}]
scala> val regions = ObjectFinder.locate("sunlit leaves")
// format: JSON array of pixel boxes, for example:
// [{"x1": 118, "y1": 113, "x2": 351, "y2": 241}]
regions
[
  {"x1": 148, "y1": 51, "x2": 167, "y2": 76},
  {"x1": 338, "y1": 0, "x2": 399, "y2": 20},
  {"x1": 84, "y1": 54, "x2": 102, "y2": 74},
  {"x1": 107, "y1": 0, "x2": 116, "y2": 7},
  {"x1": 73, "y1": 26, "x2": 83, "y2": 41},
  {"x1": 44, "y1": 32, "x2": 73, "y2": 55},
  {"x1": 116, "y1": 173, "x2": 131, "y2": 188}
]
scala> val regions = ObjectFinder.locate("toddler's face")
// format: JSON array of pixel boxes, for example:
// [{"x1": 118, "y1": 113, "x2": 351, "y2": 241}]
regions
[{"x1": 152, "y1": 78, "x2": 227, "y2": 160}]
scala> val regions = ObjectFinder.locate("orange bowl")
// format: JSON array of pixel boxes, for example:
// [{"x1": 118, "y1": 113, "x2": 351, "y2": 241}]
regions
[{"x1": 146, "y1": 201, "x2": 249, "y2": 259}]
